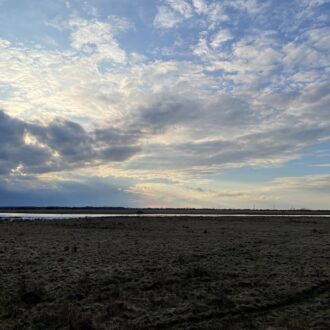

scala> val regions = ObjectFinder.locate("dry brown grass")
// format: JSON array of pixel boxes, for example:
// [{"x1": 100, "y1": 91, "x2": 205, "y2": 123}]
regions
[{"x1": 0, "y1": 216, "x2": 329, "y2": 329}]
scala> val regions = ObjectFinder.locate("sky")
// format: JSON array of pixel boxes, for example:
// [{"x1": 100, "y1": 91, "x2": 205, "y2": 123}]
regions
[{"x1": 0, "y1": 0, "x2": 329, "y2": 209}]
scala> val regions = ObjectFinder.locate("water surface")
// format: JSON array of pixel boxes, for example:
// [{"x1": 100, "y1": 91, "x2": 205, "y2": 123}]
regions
[{"x1": 1, "y1": 212, "x2": 330, "y2": 220}]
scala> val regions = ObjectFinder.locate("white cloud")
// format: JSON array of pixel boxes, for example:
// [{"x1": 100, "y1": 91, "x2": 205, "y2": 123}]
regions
[
  {"x1": 206, "y1": 2, "x2": 229, "y2": 26},
  {"x1": 227, "y1": 0, "x2": 262, "y2": 15},
  {"x1": 153, "y1": 6, "x2": 183, "y2": 28},
  {"x1": 302, "y1": 0, "x2": 330, "y2": 8},
  {"x1": 166, "y1": 0, "x2": 193, "y2": 18},
  {"x1": 68, "y1": 17, "x2": 127, "y2": 63},
  {"x1": 193, "y1": 34, "x2": 213, "y2": 59},
  {"x1": 154, "y1": 1, "x2": 229, "y2": 31},
  {"x1": 307, "y1": 27, "x2": 330, "y2": 51},
  {"x1": 107, "y1": 15, "x2": 135, "y2": 34},
  {"x1": 210, "y1": 29, "x2": 233, "y2": 49},
  {"x1": 283, "y1": 42, "x2": 324, "y2": 72},
  {"x1": 192, "y1": 0, "x2": 209, "y2": 15}
]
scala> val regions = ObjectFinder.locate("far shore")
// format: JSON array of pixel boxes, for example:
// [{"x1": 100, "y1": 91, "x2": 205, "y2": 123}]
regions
[{"x1": 0, "y1": 207, "x2": 329, "y2": 215}]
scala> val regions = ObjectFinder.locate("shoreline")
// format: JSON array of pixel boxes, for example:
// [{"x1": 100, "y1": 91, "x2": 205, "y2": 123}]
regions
[{"x1": 0, "y1": 207, "x2": 329, "y2": 215}]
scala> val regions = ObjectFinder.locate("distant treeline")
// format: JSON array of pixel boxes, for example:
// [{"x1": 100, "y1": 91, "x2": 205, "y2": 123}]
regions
[
  {"x1": 0, "y1": 206, "x2": 127, "y2": 210},
  {"x1": 0, "y1": 206, "x2": 329, "y2": 215}
]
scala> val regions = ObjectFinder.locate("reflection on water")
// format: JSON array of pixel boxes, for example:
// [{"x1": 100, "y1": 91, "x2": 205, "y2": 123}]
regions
[{"x1": 0, "y1": 212, "x2": 330, "y2": 220}]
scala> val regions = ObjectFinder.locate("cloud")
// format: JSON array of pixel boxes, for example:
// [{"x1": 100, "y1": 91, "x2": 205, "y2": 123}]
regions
[
  {"x1": 136, "y1": 92, "x2": 256, "y2": 134},
  {"x1": 129, "y1": 182, "x2": 224, "y2": 208},
  {"x1": 210, "y1": 29, "x2": 233, "y2": 49},
  {"x1": 227, "y1": 0, "x2": 262, "y2": 15},
  {"x1": 192, "y1": 0, "x2": 208, "y2": 15},
  {"x1": 167, "y1": 0, "x2": 193, "y2": 18},
  {"x1": 272, "y1": 174, "x2": 330, "y2": 192},
  {"x1": 0, "y1": 111, "x2": 51, "y2": 176},
  {"x1": 153, "y1": 0, "x2": 195, "y2": 29},
  {"x1": 129, "y1": 174, "x2": 330, "y2": 209},
  {"x1": 107, "y1": 15, "x2": 135, "y2": 34},
  {"x1": 314, "y1": 164, "x2": 330, "y2": 167},
  {"x1": 0, "y1": 109, "x2": 141, "y2": 176},
  {"x1": 153, "y1": 6, "x2": 183, "y2": 29},
  {"x1": 68, "y1": 16, "x2": 127, "y2": 62},
  {"x1": 205, "y1": 2, "x2": 228, "y2": 26},
  {"x1": 126, "y1": 75, "x2": 330, "y2": 172}
]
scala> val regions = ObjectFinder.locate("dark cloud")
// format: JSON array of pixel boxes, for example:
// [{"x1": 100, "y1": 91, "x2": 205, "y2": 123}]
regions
[
  {"x1": 37, "y1": 119, "x2": 95, "y2": 161},
  {"x1": 137, "y1": 93, "x2": 257, "y2": 133},
  {"x1": 0, "y1": 110, "x2": 141, "y2": 175},
  {"x1": 0, "y1": 111, "x2": 52, "y2": 175}
]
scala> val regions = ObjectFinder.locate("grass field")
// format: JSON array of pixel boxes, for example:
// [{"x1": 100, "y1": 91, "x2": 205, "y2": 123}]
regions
[{"x1": 0, "y1": 216, "x2": 329, "y2": 329}]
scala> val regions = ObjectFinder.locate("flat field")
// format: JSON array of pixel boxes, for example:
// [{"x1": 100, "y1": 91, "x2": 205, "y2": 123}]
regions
[{"x1": 0, "y1": 216, "x2": 329, "y2": 329}]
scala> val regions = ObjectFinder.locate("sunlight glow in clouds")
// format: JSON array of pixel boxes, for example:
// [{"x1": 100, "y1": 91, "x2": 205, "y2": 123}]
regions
[{"x1": 0, "y1": 0, "x2": 329, "y2": 208}]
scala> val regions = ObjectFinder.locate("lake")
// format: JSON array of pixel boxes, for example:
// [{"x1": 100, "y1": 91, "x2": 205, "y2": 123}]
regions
[{"x1": 1, "y1": 212, "x2": 330, "y2": 220}]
